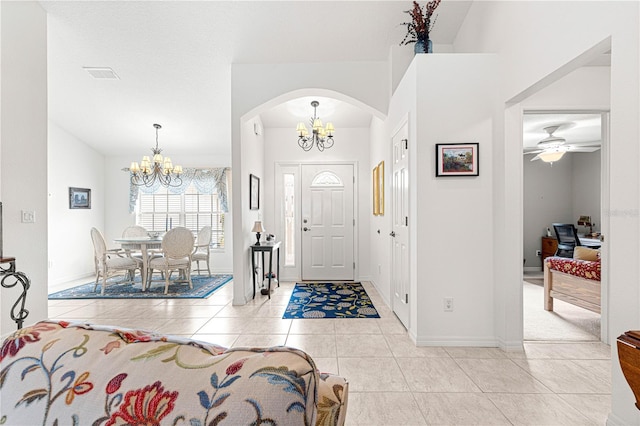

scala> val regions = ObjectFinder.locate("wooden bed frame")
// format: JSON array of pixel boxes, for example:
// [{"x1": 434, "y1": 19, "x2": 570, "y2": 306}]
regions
[{"x1": 544, "y1": 261, "x2": 601, "y2": 314}]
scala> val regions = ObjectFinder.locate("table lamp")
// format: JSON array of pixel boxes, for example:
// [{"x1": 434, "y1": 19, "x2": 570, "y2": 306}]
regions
[
  {"x1": 251, "y1": 221, "x2": 265, "y2": 245},
  {"x1": 577, "y1": 215, "x2": 593, "y2": 235}
]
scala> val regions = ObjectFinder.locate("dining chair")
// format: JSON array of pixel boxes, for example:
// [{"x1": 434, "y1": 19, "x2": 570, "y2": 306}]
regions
[
  {"x1": 192, "y1": 226, "x2": 212, "y2": 277},
  {"x1": 90, "y1": 227, "x2": 142, "y2": 295},
  {"x1": 122, "y1": 225, "x2": 148, "y2": 237},
  {"x1": 121, "y1": 225, "x2": 147, "y2": 257},
  {"x1": 147, "y1": 227, "x2": 194, "y2": 294}
]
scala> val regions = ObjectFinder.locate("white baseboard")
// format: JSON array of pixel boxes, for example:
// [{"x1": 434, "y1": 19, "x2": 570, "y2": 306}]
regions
[
  {"x1": 415, "y1": 335, "x2": 499, "y2": 347},
  {"x1": 49, "y1": 272, "x2": 94, "y2": 287}
]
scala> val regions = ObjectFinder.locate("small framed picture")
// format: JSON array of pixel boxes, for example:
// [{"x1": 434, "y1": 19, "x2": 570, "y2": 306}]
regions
[
  {"x1": 435, "y1": 143, "x2": 479, "y2": 177},
  {"x1": 249, "y1": 174, "x2": 260, "y2": 210},
  {"x1": 69, "y1": 187, "x2": 91, "y2": 209}
]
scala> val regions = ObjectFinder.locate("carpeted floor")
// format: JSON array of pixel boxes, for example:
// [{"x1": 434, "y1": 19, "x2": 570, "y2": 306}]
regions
[
  {"x1": 523, "y1": 281, "x2": 600, "y2": 341},
  {"x1": 283, "y1": 282, "x2": 380, "y2": 319},
  {"x1": 48, "y1": 274, "x2": 232, "y2": 299}
]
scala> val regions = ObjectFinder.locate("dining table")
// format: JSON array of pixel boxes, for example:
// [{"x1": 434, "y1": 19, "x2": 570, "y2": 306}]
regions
[{"x1": 113, "y1": 235, "x2": 163, "y2": 290}]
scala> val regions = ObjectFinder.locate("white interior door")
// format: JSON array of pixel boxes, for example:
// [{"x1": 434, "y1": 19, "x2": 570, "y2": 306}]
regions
[
  {"x1": 391, "y1": 124, "x2": 410, "y2": 328},
  {"x1": 301, "y1": 164, "x2": 354, "y2": 281}
]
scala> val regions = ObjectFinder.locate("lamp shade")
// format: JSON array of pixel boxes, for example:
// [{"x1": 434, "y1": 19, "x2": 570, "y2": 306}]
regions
[
  {"x1": 325, "y1": 122, "x2": 335, "y2": 133},
  {"x1": 577, "y1": 215, "x2": 592, "y2": 226},
  {"x1": 251, "y1": 221, "x2": 265, "y2": 233}
]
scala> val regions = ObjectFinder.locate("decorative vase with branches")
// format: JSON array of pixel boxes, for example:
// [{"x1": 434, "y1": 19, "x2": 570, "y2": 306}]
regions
[{"x1": 400, "y1": 0, "x2": 441, "y2": 53}]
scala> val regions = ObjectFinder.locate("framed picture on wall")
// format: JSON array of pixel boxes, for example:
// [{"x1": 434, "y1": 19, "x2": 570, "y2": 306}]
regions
[
  {"x1": 435, "y1": 143, "x2": 479, "y2": 177},
  {"x1": 372, "y1": 161, "x2": 385, "y2": 216},
  {"x1": 377, "y1": 161, "x2": 385, "y2": 215},
  {"x1": 249, "y1": 174, "x2": 260, "y2": 210},
  {"x1": 69, "y1": 187, "x2": 91, "y2": 209}
]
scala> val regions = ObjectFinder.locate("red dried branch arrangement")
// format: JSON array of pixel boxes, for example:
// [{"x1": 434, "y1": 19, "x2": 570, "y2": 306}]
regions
[{"x1": 400, "y1": 0, "x2": 441, "y2": 45}]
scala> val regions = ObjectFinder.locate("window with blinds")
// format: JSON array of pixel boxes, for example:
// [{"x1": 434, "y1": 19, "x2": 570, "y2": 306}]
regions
[{"x1": 137, "y1": 183, "x2": 225, "y2": 249}]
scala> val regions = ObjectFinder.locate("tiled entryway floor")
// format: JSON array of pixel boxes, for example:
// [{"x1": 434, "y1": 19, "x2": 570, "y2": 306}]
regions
[{"x1": 48, "y1": 280, "x2": 611, "y2": 425}]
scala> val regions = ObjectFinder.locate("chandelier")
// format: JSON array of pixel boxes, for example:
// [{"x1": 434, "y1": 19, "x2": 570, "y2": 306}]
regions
[
  {"x1": 129, "y1": 124, "x2": 183, "y2": 188},
  {"x1": 295, "y1": 100, "x2": 335, "y2": 151}
]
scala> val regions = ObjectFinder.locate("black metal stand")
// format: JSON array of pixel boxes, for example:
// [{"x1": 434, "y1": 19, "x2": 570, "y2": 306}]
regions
[
  {"x1": 251, "y1": 242, "x2": 280, "y2": 299},
  {"x1": 1, "y1": 257, "x2": 30, "y2": 330}
]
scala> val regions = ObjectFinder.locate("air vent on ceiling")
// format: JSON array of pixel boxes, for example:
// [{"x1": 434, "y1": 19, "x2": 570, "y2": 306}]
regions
[{"x1": 83, "y1": 67, "x2": 120, "y2": 80}]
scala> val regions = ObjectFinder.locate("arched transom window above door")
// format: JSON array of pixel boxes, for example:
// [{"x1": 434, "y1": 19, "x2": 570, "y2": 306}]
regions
[{"x1": 311, "y1": 171, "x2": 343, "y2": 187}]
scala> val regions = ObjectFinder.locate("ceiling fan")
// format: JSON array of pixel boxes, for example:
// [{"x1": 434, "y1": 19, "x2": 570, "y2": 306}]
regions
[{"x1": 523, "y1": 124, "x2": 601, "y2": 163}]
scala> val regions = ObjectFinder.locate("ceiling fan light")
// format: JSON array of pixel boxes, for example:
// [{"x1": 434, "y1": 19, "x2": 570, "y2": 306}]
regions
[{"x1": 538, "y1": 151, "x2": 566, "y2": 163}]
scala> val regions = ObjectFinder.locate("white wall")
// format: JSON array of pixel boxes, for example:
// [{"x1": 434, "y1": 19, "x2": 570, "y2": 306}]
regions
[
  {"x1": 262, "y1": 126, "x2": 371, "y2": 282},
  {"x1": 523, "y1": 152, "x2": 601, "y2": 270},
  {"x1": 231, "y1": 116, "x2": 264, "y2": 303},
  {"x1": 455, "y1": 1, "x2": 639, "y2": 423},
  {"x1": 1, "y1": 2, "x2": 48, "y2": 336},
  {"x1": 231, "y1": 62, "x2": 389, "y2": 305},
  {"x1": 104, "y1": 154, "x2": 233, "y2": 274},
  {"x1": 522, "y1": 156, "x2": 573, "y2": 268},
  {"x1": 369, "y1": 116, "x2": 392, "y2": 305},
  {"x1": 521, "y1": 66, "x2": 609, "y2": 269},
  {"x1": 414, "y1": 54, "x2": 498, "y2": 346},
  {"x1": 572, "y1": 152, "x2": 601, "y2": 234},
  {"x1": 48, "y1": 122, "x2": 105, "y2": 284},
  {"x1": 381, "y1": 54, "x2": 498, "y2": 345}
]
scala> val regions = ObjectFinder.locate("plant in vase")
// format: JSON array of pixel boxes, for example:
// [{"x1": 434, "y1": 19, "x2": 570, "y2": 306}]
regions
[{"x1": 400, "y1": 0, "x2": 441, "y2": 54}]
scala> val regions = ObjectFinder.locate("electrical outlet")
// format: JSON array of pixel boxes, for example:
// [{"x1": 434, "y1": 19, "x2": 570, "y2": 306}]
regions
[
  {"x1": 444, "y1": 297, "x2": 453, "y2": 312},
  {"x1": 535, "y1": 249, "x2": 542, "y2": 256}
]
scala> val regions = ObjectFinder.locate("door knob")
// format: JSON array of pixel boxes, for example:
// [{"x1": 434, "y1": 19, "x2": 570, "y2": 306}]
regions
[
  {"x1": 389, "y1": 231, "x2": 396, "y2": 237},
  {"x1": 303, "y1": 227, "x2": 310, "y2": 232}
]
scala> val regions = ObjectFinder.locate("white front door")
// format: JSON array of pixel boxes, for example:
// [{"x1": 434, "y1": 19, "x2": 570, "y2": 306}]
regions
[
  {"x1": 301, "y1": 164, "x2": 354, "y2": 281},
  {"x1": 391, "y1": 124, "x2": 410, "y2": 328}
]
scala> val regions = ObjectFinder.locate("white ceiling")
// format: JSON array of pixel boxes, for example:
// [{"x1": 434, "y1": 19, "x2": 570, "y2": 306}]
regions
[
  {"x1": 522, "y1": 113, "x2": 602, "y2": 151},
  {"x1": 41, "y1": 1, "x2": 473, "y2": 158}
]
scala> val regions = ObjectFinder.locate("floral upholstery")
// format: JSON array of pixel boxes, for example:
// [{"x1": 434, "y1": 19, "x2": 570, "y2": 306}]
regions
[
  {"x1": 0, "y1": 321, "x2": 348, "y2": 426},
  {"x1": 545, "y1": 256, "x2": 601, "y2": 281}
]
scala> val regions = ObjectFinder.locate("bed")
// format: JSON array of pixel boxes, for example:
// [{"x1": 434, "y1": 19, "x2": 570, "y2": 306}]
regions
[{"x1": 543, "y1": 248, "x2": 601, "y2": 314}]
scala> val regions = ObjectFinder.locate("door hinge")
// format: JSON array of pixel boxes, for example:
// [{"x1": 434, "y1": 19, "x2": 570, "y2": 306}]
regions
[
  {"x1": 353, "y1": 262, "x2": 356, "y2": 269},
  {"x1": 405, "y1": 216, "x2": 408, "y2": 226},
  {"x1": 403, "y1": 139, "x2": 408, "y2": 150},
  {"x1": 353, "y1": 219, "x2": 356, "y2": 226},
  {"x1": 405, "y1": 294, "x2": 408, "y2": 303}
]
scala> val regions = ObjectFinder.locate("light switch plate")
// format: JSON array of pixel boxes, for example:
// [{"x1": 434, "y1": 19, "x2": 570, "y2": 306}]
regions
[{"x1": 21, "y1": 210, "x2": 35, "y2": 223}]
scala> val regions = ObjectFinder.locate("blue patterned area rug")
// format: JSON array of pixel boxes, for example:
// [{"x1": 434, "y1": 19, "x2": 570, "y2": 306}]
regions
[
  {"x1": 48, "y1": 274, "x2": 232, "y2": 300},
  {"x1": 283, "y1": 282, "x2": 380, "y2": 319}
]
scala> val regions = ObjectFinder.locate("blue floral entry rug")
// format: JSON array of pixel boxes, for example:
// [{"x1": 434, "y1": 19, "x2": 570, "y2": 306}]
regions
[
  {"x1": 283, "y1": 282, "x2": 380, "y2": 319},
  {"x1": 48, "y1": 274, "x2": 232, "y2": 300}
]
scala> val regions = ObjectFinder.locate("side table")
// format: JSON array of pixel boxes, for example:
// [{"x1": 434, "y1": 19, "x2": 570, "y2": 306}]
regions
[{"x1": 251, "y1": 242, "x2": 281, "y2": 299}]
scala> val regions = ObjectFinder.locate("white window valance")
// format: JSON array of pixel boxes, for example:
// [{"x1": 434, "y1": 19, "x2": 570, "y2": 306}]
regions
[{"x1": 128, "y1": 167, "x2": 229, "y2": 213}]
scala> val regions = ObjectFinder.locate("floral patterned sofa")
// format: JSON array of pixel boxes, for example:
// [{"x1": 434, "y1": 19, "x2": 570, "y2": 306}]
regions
[
  {"x1": 0, "y1": 320, "x2": 348, "y2": 425},
  {"x1": 544, "y1": 247, "x2": 601, "y2": 314}
]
